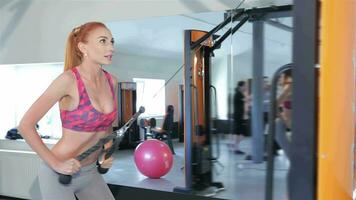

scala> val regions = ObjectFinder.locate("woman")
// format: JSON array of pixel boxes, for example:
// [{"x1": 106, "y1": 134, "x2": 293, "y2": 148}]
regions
[
  {"x1": 19, "y1": 22, "x2": 117, "y2": 199},
  {"x1": 275, "y1": 68, "x2": 293, "y2": 158}
]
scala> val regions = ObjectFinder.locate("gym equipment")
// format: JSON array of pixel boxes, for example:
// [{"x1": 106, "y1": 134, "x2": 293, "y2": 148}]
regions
[
  {"x1": 175, "y1": 6, "x2": 292, "y2": 196},
  {"x1": 150, "y1": 105, "x2": 175, "y2": 154},
  {"x1": 58, "y1": 106, "x2": 145, "y2": 185},
  {"x1": 118, "y1": 82, "x2": 140, "y2": 149},
  {"x1": 173, "y1": 29, "x2": 225, "y2": 195},
  {"x1": 134, "y1": 139, "x2": 173, "y2": 179},
  {"x1": 209, "y1": 85, "x2": 224, "y2": 174},
  {"x1": 177, "y1": 84, "x2": 184, "y2": 142},
  {"x1": 139, "y1": 118, "x2": 157, "y2": 140}
]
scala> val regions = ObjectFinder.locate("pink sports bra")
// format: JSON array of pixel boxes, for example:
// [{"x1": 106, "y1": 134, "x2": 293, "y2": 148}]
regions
[
  {"x1": 283, "y1": 100, "x2": 292, "y2": 110},
  {"x1": 60, "y1": 67, "x2": 117, "y2": 132}
]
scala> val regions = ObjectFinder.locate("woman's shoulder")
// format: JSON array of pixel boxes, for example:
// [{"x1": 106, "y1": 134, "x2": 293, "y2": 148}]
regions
[
  {"x1": 52, "y1": 70, "x2": 76, "y2": 87},
  {"x1": 42, "y1": 70, "x2": 76, "y2": 95},
  {"x1": 60, "y1": 70, "x2": 76, "y2": 81}
]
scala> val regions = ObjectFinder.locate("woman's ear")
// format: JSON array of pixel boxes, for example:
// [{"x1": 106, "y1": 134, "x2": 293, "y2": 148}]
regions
[{"x1": 77, "y1": 42, "x2": 87, "y2": 56}]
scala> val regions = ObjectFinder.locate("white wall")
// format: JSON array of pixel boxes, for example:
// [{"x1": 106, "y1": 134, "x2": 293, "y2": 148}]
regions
[{"x1": 105, "y1": 52, "x2": 183, "y2": 121}]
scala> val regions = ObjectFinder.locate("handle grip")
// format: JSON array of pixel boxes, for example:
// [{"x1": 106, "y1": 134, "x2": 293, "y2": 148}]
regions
[
  {"x1": 96, "y1": 146, "x2": 114, "y2": 174},
  {"x1": 58, "y1": 174, "x2": 72, "y2": 184},
  {"x1": 97, "y1": 165, "x2": 109, "y2": 174}
]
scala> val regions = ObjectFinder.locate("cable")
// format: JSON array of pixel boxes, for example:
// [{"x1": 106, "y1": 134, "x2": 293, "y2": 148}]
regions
[{"x1": 152, "y1": 64, "x2": 184, "y2": 98}]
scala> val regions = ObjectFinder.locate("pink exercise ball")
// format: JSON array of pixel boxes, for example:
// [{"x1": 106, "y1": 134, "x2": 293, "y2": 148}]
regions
[{"x1": 134, "y1": 139, "x2": 173, "y2": 179}]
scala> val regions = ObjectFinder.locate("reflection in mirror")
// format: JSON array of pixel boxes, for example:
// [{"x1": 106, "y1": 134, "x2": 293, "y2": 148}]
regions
[
  {"x1": 0, "y1": 5, "x2": 293, "y2": 200},
  {"x1": 100, "y1": 5, "x2": 292, "y2": 199}
]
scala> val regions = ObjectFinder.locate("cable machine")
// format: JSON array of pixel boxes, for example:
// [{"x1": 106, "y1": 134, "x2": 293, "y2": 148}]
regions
[
  {"x1": 174, "y1": 5, "x2": 293, "y2": 196},
  {"x1": 117, "y1": 82, "x2": 140, "y2": 149}
]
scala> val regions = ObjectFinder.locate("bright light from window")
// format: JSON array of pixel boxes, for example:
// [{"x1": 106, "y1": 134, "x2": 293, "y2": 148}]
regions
[
  {"x1": 133, "y1": 78, "x2": 165, "y2": 117},
  {"x1": 0, "y1": 63, "x2": 63, "y2": 139}
]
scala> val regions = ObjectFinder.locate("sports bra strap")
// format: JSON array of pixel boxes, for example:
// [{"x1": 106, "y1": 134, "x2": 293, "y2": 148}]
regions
[{"x1": 103, "y1": 70, "x2": 115, "y2": 98}]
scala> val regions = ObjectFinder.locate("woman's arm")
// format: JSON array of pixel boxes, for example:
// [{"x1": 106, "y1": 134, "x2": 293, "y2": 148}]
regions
[
  {"x1": 277, "y1": 84, "x2": 292, "y2": 128},
  {"x1": 277, "y1": 84, "x2": 292, "y2": 106},
  {"x1": 111, "y1": 75, "x2": 119, "y2": 130},
  {"x1": 18, "y1": 72, "x2": 80, "y2": 174},
  {"x1": 100, "y1": 74, "x2": 119, "y2": 168}
]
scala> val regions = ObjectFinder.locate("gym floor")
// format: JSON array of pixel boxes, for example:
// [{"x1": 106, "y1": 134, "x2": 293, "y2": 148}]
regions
[{"x1": 104, "y1": 136, "x2": 290, "y2": 200}]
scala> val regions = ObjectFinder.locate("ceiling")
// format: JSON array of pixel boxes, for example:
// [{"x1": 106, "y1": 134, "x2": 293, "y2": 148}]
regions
[
  {"x1": 107, "y1": 4, "x2": 293, "y2": 60},
  {"x1": 0, "y1": 0, "x2": 292, "y2": 64}
]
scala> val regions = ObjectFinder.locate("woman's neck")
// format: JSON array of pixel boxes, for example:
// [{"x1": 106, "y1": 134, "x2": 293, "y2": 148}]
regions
[{"x1": 77, "y1": 61, "x2": 103, "y2": 82}]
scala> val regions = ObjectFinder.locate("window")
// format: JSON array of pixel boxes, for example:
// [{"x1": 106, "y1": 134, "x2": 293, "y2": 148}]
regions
[
  {"x1": 0, "y1": 63, "x2": 63, "y2": 139},
  {"x1": 133, "y1": 78, "x2": 165, "y2": 117}
]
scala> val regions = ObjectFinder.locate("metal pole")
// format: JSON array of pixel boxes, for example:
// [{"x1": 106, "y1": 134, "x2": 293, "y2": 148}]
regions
[{"x1": 251, "y1": 20, "x2": 264, "y2": 163}]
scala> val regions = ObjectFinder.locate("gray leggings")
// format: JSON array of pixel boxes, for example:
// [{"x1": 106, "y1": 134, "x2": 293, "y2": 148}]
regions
[
  {"x1": 275, "y1": 118, "x2": 291, "y2": 158},
  {"x1": 38, "y1": 162, "x2": 114, "y2": 200}
]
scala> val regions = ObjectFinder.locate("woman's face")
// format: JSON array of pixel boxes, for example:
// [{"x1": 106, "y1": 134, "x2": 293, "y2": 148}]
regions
[
  {"x1": 80, "y1": 27, "x2": 115, "y2": 65},
  {"x1": 283, "y1": 75, "x2": 292, "y2": 85},
  {"x1": 278, "y1": 74, "x2": 292, "y2": 86}
]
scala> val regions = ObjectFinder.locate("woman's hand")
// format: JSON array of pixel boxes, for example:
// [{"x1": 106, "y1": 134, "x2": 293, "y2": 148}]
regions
[
  {"x1": 52, "y1": 158, "x2": 81, "y2": 175},
  {"x1": 100, "y1": 157, "x2": 114, "y2": 169}
]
